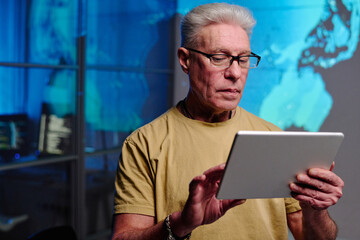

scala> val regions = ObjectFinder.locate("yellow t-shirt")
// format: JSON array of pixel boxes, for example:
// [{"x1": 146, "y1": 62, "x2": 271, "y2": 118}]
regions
[{"x1": 114, "y1": 106, "x2": 301, "y2": 239}]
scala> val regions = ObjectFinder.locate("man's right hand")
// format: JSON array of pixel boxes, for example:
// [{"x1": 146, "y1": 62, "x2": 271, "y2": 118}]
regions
[
  {"x1": 111, "y1": 163, "x2": 246, "y2": 240},
  {"x1": 170, "y1": 163, "x2": 246, "y2": 237}
]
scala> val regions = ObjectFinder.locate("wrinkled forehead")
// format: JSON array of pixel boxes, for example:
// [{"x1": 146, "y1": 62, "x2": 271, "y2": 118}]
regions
[{"x1": 196, "y1": 23, "x2": 251, "y2": 52}]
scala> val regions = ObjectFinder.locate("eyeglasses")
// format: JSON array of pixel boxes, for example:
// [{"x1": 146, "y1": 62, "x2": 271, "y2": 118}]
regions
[{"x1": 186, "y1": 48, "x2": 261, "y2": 69}]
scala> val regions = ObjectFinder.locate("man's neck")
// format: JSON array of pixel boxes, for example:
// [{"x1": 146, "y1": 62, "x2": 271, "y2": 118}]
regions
[{"x1": 177, "y1": 98, "x2": 235, "y2": 123}]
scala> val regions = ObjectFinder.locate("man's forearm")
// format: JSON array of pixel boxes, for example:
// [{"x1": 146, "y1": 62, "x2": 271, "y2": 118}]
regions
[
  {"x1": 302, "y1": 208, "x2": 337, "y2": 240},
  {"x1": 111, "y1": 212, "x2": 194, "y2": 240},
  {"x1": 112, "y1": 222, "x2": 167, "y2": 240}
]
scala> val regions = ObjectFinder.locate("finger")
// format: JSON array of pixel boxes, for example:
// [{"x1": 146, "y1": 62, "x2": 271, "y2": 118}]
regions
[
  {"x1": 189, "y1": 173, "x2": 220, "y2": 201},
  {"x1": 202, "y1": 164, "x2": 226, "y2": 182},
  {"x1": 228, "y1": 199, "x2": 247, "y2": 208},
  {"x1": 203, "y1": 163, "x2": 225, "y2": 176},
  {"x1": 188, "y1": 164, "x2": 227, "y2": 201},
  {"x1": 189, "y1": 175, "x2": 206, "y2": 194},
  {"x1": 329, "y1": 161, "x2": 335, "y2": 171},
  {"x1": 220, "y1": 199, "x2": 246, "y2": 213},
  {"x1": 295, "y1": 174, "x2": 336, "y2": 193},
  {"x1": 307, "y1": 168, "x2": 344, "y2": 187},
  {"x1": 291, "y1": 191, "x2": 338, "y2": 210},
  {"x1": 290, "y1": 182, "x2": 342, "y2": 201}
]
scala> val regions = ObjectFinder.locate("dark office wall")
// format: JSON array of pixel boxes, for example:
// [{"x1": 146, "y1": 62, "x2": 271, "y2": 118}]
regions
[{"x1": 319, "y1": 46, "x2": 360, "y2": 239}]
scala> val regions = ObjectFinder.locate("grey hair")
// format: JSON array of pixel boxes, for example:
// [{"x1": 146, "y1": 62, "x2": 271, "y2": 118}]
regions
[{"x1": 180, "y1": 3, "x2": 256, "y2": 47}]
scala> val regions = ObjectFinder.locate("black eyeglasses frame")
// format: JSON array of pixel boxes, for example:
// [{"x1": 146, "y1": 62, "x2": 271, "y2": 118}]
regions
[{"x1": 185, "y1": 48, "x2": 261, "y2": 69}]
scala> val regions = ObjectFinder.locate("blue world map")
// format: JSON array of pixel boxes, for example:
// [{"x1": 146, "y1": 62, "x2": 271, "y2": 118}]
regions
[
  {"x1": 178, "y1": 0, "x2": 360, "y2": 132},
  {"x1": 23, "y1": 0, "x2": 360, "y2": 133},
  {"x1": 139, "y1": 0, "x2": 360, "y2": 132}
]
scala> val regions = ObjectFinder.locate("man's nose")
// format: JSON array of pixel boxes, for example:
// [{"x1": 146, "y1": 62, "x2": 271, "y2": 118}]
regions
[{"x1": 224, "y1": 59, "x2": 242, "y2": 80}]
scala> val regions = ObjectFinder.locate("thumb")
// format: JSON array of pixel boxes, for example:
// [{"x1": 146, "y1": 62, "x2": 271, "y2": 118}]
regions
[{"x1": 220, "y1": 199, "x2": 246, "y2": 213}]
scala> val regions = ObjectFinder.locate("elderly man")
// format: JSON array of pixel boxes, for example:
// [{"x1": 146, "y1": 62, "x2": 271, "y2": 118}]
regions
[{"x1": 111, "y1": 3, "x2": 344, "y2": 240}]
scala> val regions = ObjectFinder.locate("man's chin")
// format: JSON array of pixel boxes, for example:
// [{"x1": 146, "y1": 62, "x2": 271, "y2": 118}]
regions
[{"x1": 214, "y1": 101, "x2": 240, "y2": 112}]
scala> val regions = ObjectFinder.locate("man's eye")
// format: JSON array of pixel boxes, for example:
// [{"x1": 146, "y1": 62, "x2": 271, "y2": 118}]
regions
[
  {"x1": 239, "y1": 57, "x2": 249, "y2": 63},
  {"x1": 211, "y1": 56, "x2": 228, "y2": 63}
]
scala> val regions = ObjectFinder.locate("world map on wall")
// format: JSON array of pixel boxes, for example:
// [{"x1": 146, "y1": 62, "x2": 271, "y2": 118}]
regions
[
  {"x1": 179, "y1": 0, "x2": 360, "y2": 132},
  {"x1": 27, "y1": 0, "x2": 359, "y2": 133}
]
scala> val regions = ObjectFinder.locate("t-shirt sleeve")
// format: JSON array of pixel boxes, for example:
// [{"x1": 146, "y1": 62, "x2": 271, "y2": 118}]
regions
[
  {"x1": 284, "y1": 197, "x2": 301, "y2": 214},
  {"x1": 113, "y1": 137, "x2": 156, "y2": 216}
]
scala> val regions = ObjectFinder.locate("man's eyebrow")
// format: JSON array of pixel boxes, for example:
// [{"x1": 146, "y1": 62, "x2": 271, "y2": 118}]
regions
[
  {"x1": 215, "y1": 49, "x2": 251, "y2": 55},
  {"x1": 239, "y1": 51, "x2": 252, "y2": 56}
]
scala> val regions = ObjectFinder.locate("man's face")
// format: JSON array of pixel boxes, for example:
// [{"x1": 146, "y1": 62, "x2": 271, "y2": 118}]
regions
[{"x1": 187, "y1": 23, "x2": 250, "y2": 113}]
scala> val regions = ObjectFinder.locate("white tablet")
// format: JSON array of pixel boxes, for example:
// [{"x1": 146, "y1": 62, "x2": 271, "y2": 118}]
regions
[{"x1": 216, "y1": 131, "x2": 344, "y2": 199}]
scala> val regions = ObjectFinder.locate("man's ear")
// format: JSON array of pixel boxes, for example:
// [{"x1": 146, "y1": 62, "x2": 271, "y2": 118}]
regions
[{"x1": 177, "y1": 47, "x2": 190, "y2": 74}]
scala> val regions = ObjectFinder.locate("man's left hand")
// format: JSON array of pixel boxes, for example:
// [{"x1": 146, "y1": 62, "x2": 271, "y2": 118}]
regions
[{"x1": 290, "y1": 162, "x2": 344, "y2": 210}]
